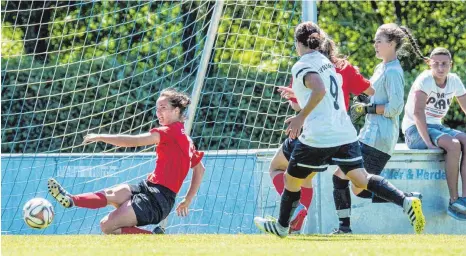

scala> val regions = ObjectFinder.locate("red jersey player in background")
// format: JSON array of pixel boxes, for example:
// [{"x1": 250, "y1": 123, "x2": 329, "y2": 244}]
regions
[
  {"x1": 48, "y1": 88, "x2": 205, "y2": 235},
  {"x1": 272, "y1": 34, "x2": 374, "y2": 233}
]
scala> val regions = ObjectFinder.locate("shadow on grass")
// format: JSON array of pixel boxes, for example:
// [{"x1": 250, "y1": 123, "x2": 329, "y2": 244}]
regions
[{"x1": 288, "y1": 234, "x2": 374, "y2": 242}]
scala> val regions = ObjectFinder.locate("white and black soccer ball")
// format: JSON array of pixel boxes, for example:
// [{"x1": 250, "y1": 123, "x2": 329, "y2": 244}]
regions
[{"x1": 23, "y1": 198, "x2": 54, "y2": 229}]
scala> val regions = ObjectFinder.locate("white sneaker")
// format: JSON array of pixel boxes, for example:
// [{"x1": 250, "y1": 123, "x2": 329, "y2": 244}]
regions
[
  {"x1": 405, "y1": 192, "x2": 423, "y2": 201},
  {"x1": 450, "y1": 198, "x2": 466, "y2": 214},
  {"x1": 254, "y1": 216, "x2": 289, "y2": 238},
  {"x1": 403, "y1": 197, "x2": 426, "y2": 234}
]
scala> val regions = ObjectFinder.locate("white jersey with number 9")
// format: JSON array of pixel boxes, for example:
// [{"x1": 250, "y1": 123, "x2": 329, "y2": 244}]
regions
[{"x1": 291, "y1": 51, "x2": 358, "y2": 148}]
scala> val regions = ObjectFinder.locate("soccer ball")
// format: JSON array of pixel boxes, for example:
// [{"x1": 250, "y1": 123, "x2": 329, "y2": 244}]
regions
[{"x1": 23, "y1": 198, "x2": 54, "y2": 229}]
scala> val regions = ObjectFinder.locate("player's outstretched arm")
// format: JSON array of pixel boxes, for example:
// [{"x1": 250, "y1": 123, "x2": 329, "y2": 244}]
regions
[
  {"x1": 82, "y1": 132, "x2": 160, "y2": 147},
  {"x1": 176, "y1": 162, "x2": 206, "y2": 217}
]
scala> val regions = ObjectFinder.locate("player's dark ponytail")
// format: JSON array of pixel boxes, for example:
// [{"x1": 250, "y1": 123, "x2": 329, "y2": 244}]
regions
[
  {"x1": 295, "y1": 21, "x2": 322, "y2": 50},
  {"x1": 160, "y1": 88, "x2": 191, "y2": 119}
]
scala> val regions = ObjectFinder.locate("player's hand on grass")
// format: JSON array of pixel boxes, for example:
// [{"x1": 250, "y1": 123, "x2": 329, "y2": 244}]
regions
[
  {"x1": 285, "y1": 114, "x2": 304, "y2": 139},
  {"x1": 176, "y1": 198, "x2": 191, "y2": 217},
  {"x1": 83, "y1": 134, "x2": 101, "y2": 144}
]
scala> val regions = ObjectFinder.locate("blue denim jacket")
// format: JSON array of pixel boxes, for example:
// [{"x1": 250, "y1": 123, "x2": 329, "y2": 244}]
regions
[{"x1": 359, "y1": 59, "x2": 405, "y2": 155}]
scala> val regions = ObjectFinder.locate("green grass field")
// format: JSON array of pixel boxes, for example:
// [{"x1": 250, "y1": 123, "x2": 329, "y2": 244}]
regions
[{"x1": 2, "y1": 234, "x2": 465, "y2": 256}]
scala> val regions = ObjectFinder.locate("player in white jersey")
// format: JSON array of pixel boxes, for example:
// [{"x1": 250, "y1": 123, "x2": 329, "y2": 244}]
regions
[
  {"x1": 402, "y1": 47, "x2": 466, "y2": 220},
  {"x1": 290, "y1": 51, "x2": 357, "y2": 147},
  {"x1": 254, "y1": 22, "x2": 426, "y2": 238},
  {"x1": 270, "y1": 33, "x2": 374, "y2": 234}
]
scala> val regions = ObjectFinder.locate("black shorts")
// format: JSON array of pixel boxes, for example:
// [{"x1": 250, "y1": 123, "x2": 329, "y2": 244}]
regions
[
  {"x1": 282, "y1": 138, "x2": 299, "y2": 161},
  {"x1": 287, "y1": 140, "x2": 364, "y2": 179},
  {"x1": 129, "y1": 180, "x2": 176, "y2": 226},
  {"x1": 361, "y1": 143, "x2": 391, "y2": 175}
]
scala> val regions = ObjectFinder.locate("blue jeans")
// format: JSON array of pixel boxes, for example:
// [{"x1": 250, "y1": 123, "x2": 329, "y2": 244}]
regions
[{"x1": 405, "y1": 124, "x2": 462, "y2": 149}]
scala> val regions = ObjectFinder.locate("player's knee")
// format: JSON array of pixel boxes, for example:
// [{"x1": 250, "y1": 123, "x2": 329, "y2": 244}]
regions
[
  {"x1": 348, "y1": 171, "x2": 369, "y2": 189},
  {"x1": 100, "y1": 216, "x2": 113, "y2": 234},
  {"x1": 103, "y1": 189, "x2": 115, "y2": 202},
  {"x1": 269, "y1": 169, "x2": 285, "y2": 179},
  {"x1": 333, "y1": 168, "x2": 346, "y2": 179},
  {"x1": 450, "y1": 139, "x2": 461, "y2": 153},
  {"x1": 356, "y1": 190, "x2": 373, "y2": 199},
  {"x1": 269, "y1": 151, "x2": 288, "y2": 174},
  {"x1": 457, "y1": 134, "x2": 466, "y2": 149},
  {"x1": 106, "y1": 186, "x2": 131, "y2": 207},
  {"x1": 443, "y1": 138, "x2": 461, "y2": 155},
  {"x1": 332, "y1": 175, "x2": 349, "y2": 189},
  {"x1": 269, "y1": 159, "x2": 286, "y2": 174}
]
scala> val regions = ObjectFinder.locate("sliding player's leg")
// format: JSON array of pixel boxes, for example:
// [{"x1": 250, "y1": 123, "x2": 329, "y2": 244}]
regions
[{"x1": 48, "y1": 178, "x2": 132, "y2": 209}]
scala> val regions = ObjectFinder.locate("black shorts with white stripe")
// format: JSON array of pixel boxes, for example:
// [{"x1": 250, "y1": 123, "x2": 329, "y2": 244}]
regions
[
  {"x1": 331, "y1": 141, "x2": 365, "y2": 174},
  {"x1": 281, "y1": 137, "x2": 299, "y2": 161},
  {"x1": 286, "y1": 140, "x2": 364, "y2": 179}
]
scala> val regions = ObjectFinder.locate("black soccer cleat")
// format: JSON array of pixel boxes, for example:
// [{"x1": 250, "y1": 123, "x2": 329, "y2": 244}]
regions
[
  {"x1": 152, "y1": 226, "x2": 165, "y2": 234},
  {"x1": 330, "y1": 226, "x2": 352, "y2": 235},
  {"x1": 48, "y1": 178, "x2": 74, "y2": 208}
]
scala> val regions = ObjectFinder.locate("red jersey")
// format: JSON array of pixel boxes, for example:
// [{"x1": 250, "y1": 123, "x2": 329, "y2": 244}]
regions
[
  {"x1": 288, "y1": 60, "x2": 370, "y2": 110},
  {"x1": 147, "y1": 122, "x2": 204, "y2": 194}
]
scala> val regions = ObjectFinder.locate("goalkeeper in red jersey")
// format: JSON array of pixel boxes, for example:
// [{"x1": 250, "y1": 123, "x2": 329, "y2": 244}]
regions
[{"x1": 48, "y1": 88, "x2": 205, "y2": 235}]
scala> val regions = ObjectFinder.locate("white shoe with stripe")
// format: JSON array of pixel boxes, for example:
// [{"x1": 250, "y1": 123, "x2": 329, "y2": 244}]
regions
[
  {"x1": 254, "y1": 216, "x2": 289, "y2": 238},
  {"x1": 403, "y1": 196, "x2": 426, "y2": 234}
]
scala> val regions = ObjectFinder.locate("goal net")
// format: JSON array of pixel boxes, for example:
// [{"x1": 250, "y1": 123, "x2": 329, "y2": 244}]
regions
[{"x1": 1, "y1": 0, "x2": 300, "y2": 234}]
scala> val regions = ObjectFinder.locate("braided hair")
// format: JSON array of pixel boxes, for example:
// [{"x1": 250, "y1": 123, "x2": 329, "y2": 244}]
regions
[{"x1": 378, "y1": 23, "x2": 427, "y2": 61}]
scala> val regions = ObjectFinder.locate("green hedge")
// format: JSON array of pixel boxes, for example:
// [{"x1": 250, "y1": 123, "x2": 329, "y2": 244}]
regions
[
  {"x1": 47, "y1": 1, "x2": 185, "y2": 73},
  {"x1": 1, "y1": 22, "x2": 25, "y2": 57},
  {"x1": 1, "y1": 56, "x2": 197, "y2": 153},
  {"x1": 1, "y1": 1, "x2": 206, "y2": 153}
]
